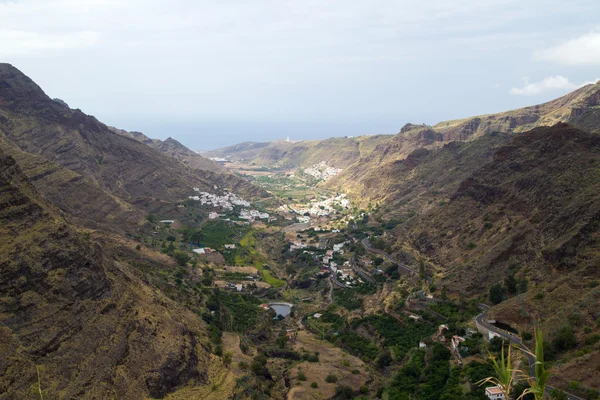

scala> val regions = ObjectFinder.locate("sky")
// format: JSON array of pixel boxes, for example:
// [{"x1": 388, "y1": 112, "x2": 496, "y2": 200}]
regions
[{"x1": 1, "y1": 0, "x2": 599, "y2": 150}]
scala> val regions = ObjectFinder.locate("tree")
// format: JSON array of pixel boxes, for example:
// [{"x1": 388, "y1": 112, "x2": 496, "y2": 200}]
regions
[
  {"x1": 441, "y1": 285, "x2": 448, "y2": 300},
  {"x1": 173, "y1": 251, "x2": 190, "y2": 266},
  {"x1": 376, "y1": 349, "x2": 393, "y2": 369},
  {"x1": 419, "y1": 260, "x2": 426, "y2": 279},
  {"x1": 489, "y1": 283, "x2": 505, "y2": 305},
  {"x1": 504, "y1": 273, "x2": 517, "y2": 294}
]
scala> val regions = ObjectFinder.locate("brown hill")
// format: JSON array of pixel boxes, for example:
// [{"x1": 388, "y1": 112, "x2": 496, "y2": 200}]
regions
[
  {"x1": 378, "y1": 125, "x2": 600, "y2": 360},
  {"x1": 109, "y1": 126, "x2": 229, "y2": 174},
  {"x1": 0, "y1": 149, "x2": 221, "y2": 399},
  {"x1": 0, "y1": 63, "x2": 264, "y2": 227},
  {"x1": 330, "y1": 81, "x2": 600, "y2": 202},
  {"x1": 204, "y1": 135, "x2": 392, "y2": 169}
]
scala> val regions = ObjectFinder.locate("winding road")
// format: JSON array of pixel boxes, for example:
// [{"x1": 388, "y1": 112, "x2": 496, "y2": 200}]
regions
[
  {"x1": 361, "y1": 238, "x2": 432, "y2": 282},
  {"x1": 475, "y1": 305, "x2": 584, "y2": 400}
]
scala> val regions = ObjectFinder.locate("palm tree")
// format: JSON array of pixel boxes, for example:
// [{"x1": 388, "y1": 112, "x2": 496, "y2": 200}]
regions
[
  {"x1": 518, "y1": 327, "x2": 550, "y2": 400},
  {"x1": 478, "y1": 341, "x2": 518, "y2": 398}
]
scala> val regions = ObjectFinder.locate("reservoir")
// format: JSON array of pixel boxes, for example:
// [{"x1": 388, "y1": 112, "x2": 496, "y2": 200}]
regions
[{"x1": 268, "y1": 302, "x2": 293, "y2": 318}]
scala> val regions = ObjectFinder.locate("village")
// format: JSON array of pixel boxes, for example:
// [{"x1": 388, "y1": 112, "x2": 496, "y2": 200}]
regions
[{"x1": 139, "y1": 177, "x2": 559, "y2": 400}]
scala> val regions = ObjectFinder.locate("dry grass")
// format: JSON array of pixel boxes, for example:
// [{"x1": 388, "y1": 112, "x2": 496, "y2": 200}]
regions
[{"x1": 287, "y1": 331, "x2": 369, "y2": 399}]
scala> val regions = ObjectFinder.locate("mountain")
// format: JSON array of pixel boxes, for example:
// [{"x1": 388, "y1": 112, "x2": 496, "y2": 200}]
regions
[
  {"x1": 109, "y1": 127, "x2": 228, "y2": 174},
  {"x1": 203, "y1": 135, "x2": 392, "y2": 169},
  {"x1": 328, "y1": 81, "x2": 600, "y2": 204},
  {"x1": 372, "y1": 123, "x2": 600, "y2": 335},
  {"x1": 0, "y1": 148, "x2": 221, "y2": 399},
  {"x1": 0, "y1": 63, "x2": 264, "y2": 230},
  {"x1": 208, "y1": 81, "x2": 600, "y2": 183}
]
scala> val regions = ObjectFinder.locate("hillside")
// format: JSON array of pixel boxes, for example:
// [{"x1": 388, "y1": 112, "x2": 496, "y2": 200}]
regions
[
  {"x1": 0, "y1": 149, "x2": 222, "y2": 399},
  {"x1": 376, "y1": 123, "x2": 599, "y2": 334},
  {"x1": 204, "y1": 135, "x2": 392, "y2": 169},
  {"x1": 0, "y1": 63, "x2": 264, "y2": 225},
  {"x1": 330, "y1": 81, "x2": 600, "y2": 203},
  {"x1": 207, "y1": 82, "x2": 600, "y2": 193},
  {"x1": 109, "y1": 127, "x2": 228, "y2": 174}
]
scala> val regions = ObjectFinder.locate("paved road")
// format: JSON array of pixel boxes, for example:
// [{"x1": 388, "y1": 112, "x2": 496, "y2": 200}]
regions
[
  {"x1": 351, "y1": 259, "x2": 375, "y2": 284},
  {"x1": 475, "y1": 306, "x2": 585, "y2": 400},
  {"x1": 361, "y1": 238, "x2": 432, "y2": 282}
]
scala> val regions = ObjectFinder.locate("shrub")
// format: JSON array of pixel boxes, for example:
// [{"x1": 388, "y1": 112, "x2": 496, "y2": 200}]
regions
[
  {"x1": 325, "y1": 374, "x2": 338, "y2": 383},
  {"x1": 297, "y1": 372, "x2": 307, "y2": 381},
  {"x1": 552, "y1": 326, "x2": 577, "y2": 352},
  {"x1": 311, "y1": 382, "x2": 318, "y2": 388},
  {"x1": 351, "y1": 369, "x2": 360, "y2": 375},
  {"x1": 585, "y1": 388, "x2": 600, "y2": 400},
  {"x1": 521, "y1": 331, "x2": 533, "y2": 341},
  {"x1": 585, "y1": 334, "x2": 600, "y2": 346},
  {"x1": 489, "y1": 283, "x2": 504, "y2": 305}
]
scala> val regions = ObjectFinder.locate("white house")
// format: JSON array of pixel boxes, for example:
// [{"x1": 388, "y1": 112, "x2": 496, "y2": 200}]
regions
[
  {"x1": 224, "y1": 244, "x2": 236, "y2": 249},
  {"x1": 193, "y1": 248, "x2": 205, "y2": 255},
  {"x1": 485, "y1": 386, "x2": 506, "y2": 400},
  {"x1": 159, "y1": 220, "x2": 175, "y2": 224},
  {"x1": 209, "y1": 212, "x2": 220, "y2": 220},
  {"x1": 333, "y1": 243, "x2": 344, "y2": 252},
  {"x1": 235, "y1": 284, "x2": 243, "y2": 292}
]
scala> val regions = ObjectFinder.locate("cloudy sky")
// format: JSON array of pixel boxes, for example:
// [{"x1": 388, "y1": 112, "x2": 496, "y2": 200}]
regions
[{"x1": 1, "y1": 0, "x2": 599, "y2": 149}]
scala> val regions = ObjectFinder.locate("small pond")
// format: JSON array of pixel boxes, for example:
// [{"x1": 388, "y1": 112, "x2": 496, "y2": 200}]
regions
[{"x1": 268, "y1": 303, "x2": 293, "y2": 318}]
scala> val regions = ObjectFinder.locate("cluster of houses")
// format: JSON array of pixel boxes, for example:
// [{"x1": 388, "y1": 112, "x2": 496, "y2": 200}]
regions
[
  {"x1": 288, "y1": 194, "x2": 351, "y2": 217},
  {"x1": 239, "y1": 209, "x2": 270, "y2": 221},
  {"x1": 188, "y1": 189, "x2": 271, "y2": 223},
  {"x1": 188, "y1": 189, "x2": 251, "y2": 210},
  {"x1": 303, "y1": 161, "x2": 343, "y2": 181},
  {"x1": 320, "y1": 242, "x2": 364, "y2": 286}
]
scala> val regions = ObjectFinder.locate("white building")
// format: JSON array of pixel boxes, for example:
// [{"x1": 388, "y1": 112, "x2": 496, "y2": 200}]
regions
[
  {"x1": 224, "y1": 244, "x2": 236, "y2": 249},
  {"x1": 485, "y1": 386, "x2": 506, "y2": 400},
  {"x1": 193, "y1": 248, "x2": 205, "y2": 255}
]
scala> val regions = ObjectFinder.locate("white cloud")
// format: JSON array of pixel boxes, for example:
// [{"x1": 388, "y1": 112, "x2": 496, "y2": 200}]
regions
[
  {"x1": 0, "y1": 30, "x2": 101, "y2": 57},
  {"x1": 534, "y1": 31, "x2": 600, "y2": 65},
  {"x1": 509, "y1": 75, "x2": 596, "y2": 96}
]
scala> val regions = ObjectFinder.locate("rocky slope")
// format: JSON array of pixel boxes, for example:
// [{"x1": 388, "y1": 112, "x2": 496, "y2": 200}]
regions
[
  {"x1": 0, "y1": 149, "x2": 222, "y2": 399},
  {"x1": 203, "y1": 135, "x2": 392, "y2": 169},
  {"x1": 0, "y1": 63, "x2": 264, "y2": 228},
  {"x1": 330, "y1": 81, "x2": 600, "y2": 201},
  {"x1": 109, "y1": 127, "x2": 228, "y2": 174}
]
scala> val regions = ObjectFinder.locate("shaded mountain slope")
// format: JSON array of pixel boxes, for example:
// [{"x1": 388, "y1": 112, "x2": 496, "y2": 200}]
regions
[
  {"x1": 0, "y1": 133, "x2": 143, "y2": 231},
  {"x1": 383, "y1": 125, "x2": 600, "y2": 330},
  {"x1": 0, "y1": 148, "x2": 220, "y2": 399}
]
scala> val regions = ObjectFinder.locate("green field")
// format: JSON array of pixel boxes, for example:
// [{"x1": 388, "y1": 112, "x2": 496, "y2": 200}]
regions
[{"x1": 239, "y1": 231, "x2": 286, "y2": 288}]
